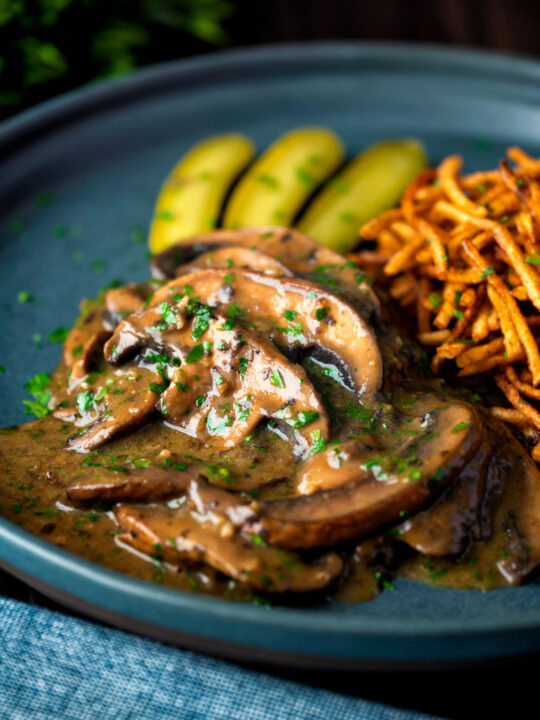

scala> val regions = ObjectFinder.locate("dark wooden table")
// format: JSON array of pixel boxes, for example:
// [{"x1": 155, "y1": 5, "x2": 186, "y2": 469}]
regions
[{"x1": 2, "y1": 565, "x2": 537, "y2": 719}]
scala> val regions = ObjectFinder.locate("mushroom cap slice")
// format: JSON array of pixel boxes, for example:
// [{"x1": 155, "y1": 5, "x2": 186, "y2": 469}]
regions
[
  {"x1": 397, "y1": 426, "x2": 495, "y2": 556},
  {"x1": 104, "y1": 283, "x2": 148, "y2": 323},
  {"x1": 115, "y1": 503, "x2": 343, "y2": 594},
  {"x1": 67, "y1": 466, "x2": 196, "y2": 503},
  {"x1": 255, "y1": 402, "x2": 481, "y2": 548},
  {"x1": 103, "y1": 304, "x2": 329, "y2": 454},
  {"x1": 186, "y1": 400, "x2": 481, "y2": 549},
  {"x1": 66, "y1": 367, "x2": 161, "y2": 452},
  {"x1": 177, "y1": 246, "x2": 293, "y2": 277},
  {"x1": 150, "y1": 268, "x2": 382, "y2": 397},
  {"x1": 150, "y1": 226, "x2": 379, "y2": 313}
]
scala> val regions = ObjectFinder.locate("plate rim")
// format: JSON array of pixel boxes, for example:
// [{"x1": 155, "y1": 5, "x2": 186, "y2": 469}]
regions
[{"x1": 2, "y1": 40, "x2": 540, "y2": 663}]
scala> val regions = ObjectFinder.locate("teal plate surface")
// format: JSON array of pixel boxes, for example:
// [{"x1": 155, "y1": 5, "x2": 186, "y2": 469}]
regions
[{"x1": 1, "y1": 42, "x2": 540, "y2": 669}]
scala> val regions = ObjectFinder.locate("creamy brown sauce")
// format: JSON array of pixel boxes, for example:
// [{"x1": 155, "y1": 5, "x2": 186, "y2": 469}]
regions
[{"x1": 1, "y1": 226, "x2": 539, "y2": 605}]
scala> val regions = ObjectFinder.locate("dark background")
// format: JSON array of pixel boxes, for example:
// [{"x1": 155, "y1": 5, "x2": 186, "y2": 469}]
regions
[
  {"x1": 1, "y1": 0, "x2": 540, "y2": 121},
  {"x1": 2, "y1": 2, "x2": 540, "y2": 718}
]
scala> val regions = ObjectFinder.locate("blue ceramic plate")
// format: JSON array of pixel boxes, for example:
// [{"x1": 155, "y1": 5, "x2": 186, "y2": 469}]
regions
[{"x1": 2, "y1": 43, "x2": 540, "y2": 669}]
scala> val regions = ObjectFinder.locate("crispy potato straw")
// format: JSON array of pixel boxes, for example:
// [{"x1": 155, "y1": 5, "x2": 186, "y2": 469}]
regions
[{"x1": 356, "y1": 147, "x2": 540, "y2": 461}]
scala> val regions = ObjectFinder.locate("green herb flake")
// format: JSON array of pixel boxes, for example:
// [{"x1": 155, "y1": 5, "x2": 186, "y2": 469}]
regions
[
  {"x1": 158, "y1": 301, "x2": 177, "y2": 326},
  {"x1": 17, "y1": 291, "x2": 33, "y2": 303},
  {"x1": 257, "y1": 174, "x2": 279, "y2": 190},
  {"x1": 428, "y1": 292, "x2": 443, "y2": 309},
  {"x1": 91, "y1": 259, "x2": 106, "y2": 275},
  {"x1": 149, "y1": 382, "x2": 167, "y2": 394},
  {"x1": 250, "y1": 533, "x2": 268, "y2": 548},
  {"x1": 227, "y1": 302, "x2": 243, "y2": 319},
  {"x1": 295, "y1": 167, "x2": 315, "y2": 189},
  {"x1": 295, "y1": 410, "x2": 319, "y2": 428},
  {"x1": 315, "y1": 307, "x2": 328, "y2": 321},
  {"x1": 310, "y1": 428, "x2": 327, "y2": 454},
  {"x1": 186, "y1": 345, "x2": 204, "y2": 364},
  {"x1": 270, "y1": 370, "x2": 285, "y2": 388},
  {"x1": 48, "y1": 326, "x2": 69, "y2": 343},
  {"x1": 239, "y1": 357, "x2": 249, "y2": 380},
  {"x1": 283, "y1": 309, "x2": 297, "y2": 321},
  {"x1": 451, "y1": 421, "x2": 470, "y2": 433},
  {"x1": 156, "y1": 210, "x2": 175, "y2": 221},
  {"x1": 76, "y1": 391, "x2": 94, "y2": 414}
]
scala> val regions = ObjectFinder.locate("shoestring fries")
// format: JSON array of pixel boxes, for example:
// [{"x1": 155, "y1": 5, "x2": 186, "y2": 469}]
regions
[{"x1": 353, "y1": 147, "x2": 540, "y2": 459}]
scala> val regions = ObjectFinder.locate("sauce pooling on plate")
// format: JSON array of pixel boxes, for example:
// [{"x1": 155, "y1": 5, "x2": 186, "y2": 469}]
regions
[{"x1": 2, "y1": 227, "x2": 540, "y2": 603}]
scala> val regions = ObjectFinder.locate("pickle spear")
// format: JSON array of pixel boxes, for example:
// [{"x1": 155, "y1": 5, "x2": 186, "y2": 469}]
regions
[
  {"x1": 223, "y1": 127, "x2": 344, "y2": 229},
  {"x1": 297, "y1": 139, "x2": 427, "y2": 254},
  {"x1": 149, "y1": 134, "x2": 255, "y2": 254}
]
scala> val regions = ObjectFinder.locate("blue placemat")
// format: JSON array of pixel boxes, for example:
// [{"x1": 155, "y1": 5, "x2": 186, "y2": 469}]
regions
[{"x1": 0, "y1": 597, "x2": 443, "y2": 720}]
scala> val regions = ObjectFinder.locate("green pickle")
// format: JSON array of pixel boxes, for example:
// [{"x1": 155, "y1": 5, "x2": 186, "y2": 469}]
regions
[
  {"x1": 149, "y1": 133, "x2": 255, "y2": 253},
  {"x1": 223, "y1": 127, "x2": 344, "y2": 229},
  {"x1": 297, "y1": 138, "x2": 427, "y2": 253}
]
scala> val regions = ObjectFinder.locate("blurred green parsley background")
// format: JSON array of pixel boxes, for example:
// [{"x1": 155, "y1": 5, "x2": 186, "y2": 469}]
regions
[
  {"x1": 0, "y1": 0, "x2": 234, "y2": 120},
  {"x1": 2, "y1": 0, "x2": 539, "y2": 122}
]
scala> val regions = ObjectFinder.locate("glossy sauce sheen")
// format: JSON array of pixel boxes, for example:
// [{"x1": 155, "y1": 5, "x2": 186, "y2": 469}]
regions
[{"x1": 1, "y1": 227, "x2": 540, "y2": 604}]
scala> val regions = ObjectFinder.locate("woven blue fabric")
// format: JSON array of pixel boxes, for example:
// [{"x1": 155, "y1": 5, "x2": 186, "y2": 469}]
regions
[{"x1": 0, "y1": 598, "x2": 442, "y2": 720}]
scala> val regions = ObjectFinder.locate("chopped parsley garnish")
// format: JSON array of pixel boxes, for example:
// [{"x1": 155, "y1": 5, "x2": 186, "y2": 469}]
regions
[
  {"x1": 196, "y1": 396, "x2": 205, "y2": 408},
  {"x1": 219, "y1": 319, "x2": 236, "y2": 331},
  {"x1": 270, "y1": 370, "x2": 285, "y2": 388},
  {"x1": 250, "y1": 533, "x2": 268, "y2": 548},
  {"x1": 48, "y1": 326, "x2": 69, "y2": 343},
  {"x1": 257, "y1": 174, "x2": 279, "y2": 190},
  {"x1": 149, "y1": 382, "x2": 167, "y2": 394},
  {"x1": 239, "y1": 357, "x2": 249, "y2": 379},
  {"x1": 315, "y1": 307, "x2": 328, "y2": 321},
  {"x1": 344, "y1": 403, "x2": 372, "y2": 421},
  {"x1": 525, "y1": 254, "x2": 540, "y2": 265},
  {"x1": 17, "y1": 290, "x2": 33, "y2": 303},
  {"x1": 451, "y1": 421, "x2": 470, "y2": 433},
  {"x1": 156, "y1": 210, "x2": 175, "y2": 221},
  {"x1": 132, "y1": 458, "x2": 151, "y2": 468},
  {"x1": 23, "y1": 371, "x2": 53, "y2": 418},
  {"x1": 283, "y1": 309, "x2": 297, "y2": 321},
  {"x1": 452, "y1": 309, "x2": 465, "y2": 322},
  {"x1": 76, "y1": 391, "x2": 94, "y2": 414},
  {"x1": 294, "y1": 410, "x2": 319, "y2": 428},
  {"x1": 310, "y1": 428, "x2": 326, "y2": 454},
  {"x1": 158, "y1": 301, "x2": 177, "y2": 326},
  {"x1": 185, "y1": 345, "x2": 204, "y2": 363},
  {"x1": 227, "y1": 302, "x2": 243, "y2": 319},
  {"x1": 480, "y1": 266, "x2": 494, "y2": 278},
  {"x1": 190, "y1": 303, "x2": 212, "y2": 341},
  {"x1": 296, "y1": 167, "x2": 315, "y2": 189}
]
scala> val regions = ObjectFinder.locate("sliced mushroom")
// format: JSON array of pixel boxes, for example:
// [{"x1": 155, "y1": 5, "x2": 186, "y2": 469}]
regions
[
  {"x1": 177, "y1": 246, "x2": 293, "y2": 277},
  {"x1": 150, "y1": 269, "x2": 382, "y2": 397},
  {"x1": 491, "y1": 427, "x2": 540, "y2": 584},
  {"x1": 150, "y1": 226, "x2": 379, "y2": 314},
  {"x1": 104, "y1": 283, "x2": 147, "y2": 323},
  {"x1": 67, "y1": 330, "x2": 111, "y2": 386},
  {"x1": 66, "y1": 367, "x2": 161, "y2": 452},
  {"x1": 103, "y1": 304, "x2": 328, "y2": 454},
  {"x1": 397, "y1": 429, "x2": 495, "y2": 556},
  {"x1": 67, "y1": 466, "x2": 196, "y2": 503},
  {"x1": 186, "y1": 400, "x2": 481, "y2": 548},
  {"x1": 115, "y1": 503, "x2": 343, "y2": 593},
  {"x1": 63, "y1": 306, "x2": 110, "y2": 375}
]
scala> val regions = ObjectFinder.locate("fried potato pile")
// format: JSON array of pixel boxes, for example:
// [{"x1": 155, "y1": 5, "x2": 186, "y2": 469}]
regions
[{"x1": 354, "y1": 147, "x2": 540, "y2": 459}]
